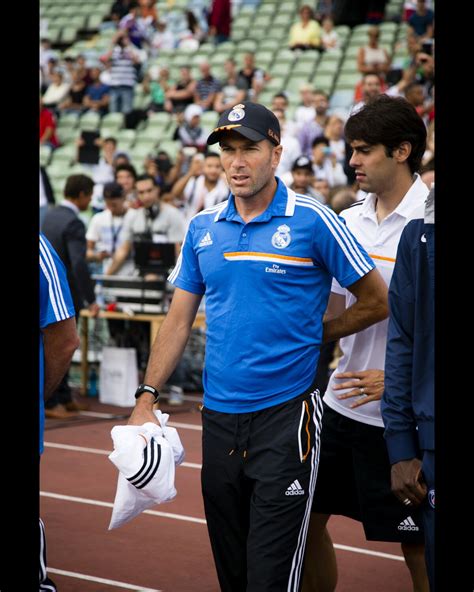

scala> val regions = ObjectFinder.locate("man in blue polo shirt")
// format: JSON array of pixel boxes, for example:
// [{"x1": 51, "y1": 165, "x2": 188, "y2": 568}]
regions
[
  {"x1": 39, "y1": 234, "x2": 79, "y2": 590},
  {"x1": 127, "y1": 102, "x2": 389, "y2": 591}
]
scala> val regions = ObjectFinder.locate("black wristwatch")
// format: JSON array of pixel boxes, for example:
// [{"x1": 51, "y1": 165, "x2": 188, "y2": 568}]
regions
[{"x1": 134, "y1": 384, "x2": 160, "y2": 404}]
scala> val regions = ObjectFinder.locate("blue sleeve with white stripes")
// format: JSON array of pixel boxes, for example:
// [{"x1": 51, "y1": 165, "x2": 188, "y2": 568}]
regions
[
  {"x1": 311, "y1": 209, "x2": 375, "y2": 288},
  {"x1": 40, "y1": 234, "x2": 75, "y2": 329},
  {"x1": 167, "y1": 223, "x2": 206, "y2": 295}
]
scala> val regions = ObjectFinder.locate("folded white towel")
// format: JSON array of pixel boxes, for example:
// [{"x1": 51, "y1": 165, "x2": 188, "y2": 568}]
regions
[{"x1": 108, "y1": 410, "x2": 185, "y2": 530}]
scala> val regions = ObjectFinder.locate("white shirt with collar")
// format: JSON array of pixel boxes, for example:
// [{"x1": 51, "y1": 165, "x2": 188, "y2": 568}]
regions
[
  {"x1": 323, "y1": 173, "x2": 429, "y2": 427},
  {"x1": 183, "y1": 175, "x2": 229, "y2": 223},
  {"x1": 122, "y1": 202, "x2": 186, "y2": 244}
]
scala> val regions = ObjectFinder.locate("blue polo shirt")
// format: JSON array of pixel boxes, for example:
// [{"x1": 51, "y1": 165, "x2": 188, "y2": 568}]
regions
[
  {"x1": 169, "y1": 178, "x2": 375, "y2": 413},
  {"x1": 39, "y1": 234, "x2": 75, "y2": 454}
]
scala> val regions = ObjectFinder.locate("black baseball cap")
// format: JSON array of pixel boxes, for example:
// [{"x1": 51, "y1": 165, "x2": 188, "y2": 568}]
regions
[
  {"x1": 292, "y1": 155, "x2": 313, "y2": 172},
  {"x1": 207, "y1": 102, "x2": 281, "y2": 146}
]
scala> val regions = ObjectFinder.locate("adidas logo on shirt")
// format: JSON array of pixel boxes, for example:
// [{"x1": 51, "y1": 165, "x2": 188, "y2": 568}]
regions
[
  {"x1": 285, "y1": 479, "x2": 305, "y2": 496},
  {"x1": 199, "y1": 232, "x2": 213, "y2": 247},
  {"x1": 398, "y1": 516, "x2": 419, "y2": 531}
]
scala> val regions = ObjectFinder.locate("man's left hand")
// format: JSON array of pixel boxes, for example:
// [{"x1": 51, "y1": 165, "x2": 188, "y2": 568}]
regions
[{"x1": 333, "y1": 369, "x2": 384, "y2": 408}]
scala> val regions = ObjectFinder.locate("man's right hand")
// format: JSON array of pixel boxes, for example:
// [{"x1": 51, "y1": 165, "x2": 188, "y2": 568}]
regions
[
  {"x1": 391, "y1": 458, "x2": 427, "y2": 507},
  {"x1": 128, "y1": 402, "x2": 161, "y2": 427}
]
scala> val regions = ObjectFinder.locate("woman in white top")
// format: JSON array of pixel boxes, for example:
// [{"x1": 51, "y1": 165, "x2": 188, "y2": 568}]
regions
[
  {"x1": 321, "y1": 17, "x2": 340, "y2": 51},
  {"x1": 357, "y1": 26, "x2": 391, "y2": 77}
]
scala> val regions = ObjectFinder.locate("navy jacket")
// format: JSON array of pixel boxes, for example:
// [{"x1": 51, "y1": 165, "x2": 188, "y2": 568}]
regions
[
  {"x1": 382, "y1": 217, "x2": 434, "y2": 464},
  {"x1": 41, "y1": 204, "x2": 96, "y2": 313}
]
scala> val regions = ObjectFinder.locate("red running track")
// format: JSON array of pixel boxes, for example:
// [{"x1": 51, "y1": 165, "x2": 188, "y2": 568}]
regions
[{"x1": 41, "y1": 397, "x2": 413, "y2": 591}]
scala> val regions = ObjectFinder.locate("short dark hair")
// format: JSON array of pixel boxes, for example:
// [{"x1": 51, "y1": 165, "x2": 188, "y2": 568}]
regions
[
  {"x1": 344, "y1": 95, "x2": 427, "y2": 174},
  {"x1": 272, "y1": 92, "x2": 288, "y2": 103},
  {"x1": 115, "y1": 163, "x2": 137, "y2": 179},
  {"x1": 311, "y1": 135, "x2": 330, "y2": 149},
  {"x1": 103, "y1": 181, "x2": 124, "y2": 199},
  {"x1": 204, "y1": 152, "x2": 221, "y2": 160},
  {"x1": 64, "y1": 174, "x2": 94, "y2": 198},
  {"x1": 136, "y1": 173, "x2": 157, "y2": 185},
  {"x1": 404, "y1": 81, "x2": 423, "y2": 96}
]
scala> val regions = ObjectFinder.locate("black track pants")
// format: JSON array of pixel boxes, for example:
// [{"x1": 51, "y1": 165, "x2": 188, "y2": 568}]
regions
[{"x1": 201, "y1": 386, "x2": 323, "y2": 592}]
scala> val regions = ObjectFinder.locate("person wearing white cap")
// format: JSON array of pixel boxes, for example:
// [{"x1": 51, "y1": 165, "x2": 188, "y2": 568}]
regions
[{"x1": 175, "y1": 104, "x2": 208, "y2": 163}]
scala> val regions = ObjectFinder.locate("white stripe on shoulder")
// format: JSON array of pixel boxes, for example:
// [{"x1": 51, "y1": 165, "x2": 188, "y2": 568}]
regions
[
  {"x1": 39, "y1": 238, "x2": 68, "y2": 318},
  {"x1": 40, "y1": 257, "x2": 64, "y2": 321},
  {"x1": 285, "y1": 187, "x2": 296, "y2": 216},
  {"x1": 167, "y1": 244, "x2": 185, "y2": 284},
  {"x1": 295, "y1": 197, "x2": 372, "y2": 276},
  {"x1": 295, "y1": 195, "x2": 372, "y2": 273},
  {"x1": 39, "y1": 237, "x2": 69, "y2": 319},
  {"x1": 187, "y1": 201, "x2": 228, "y2": 225},
  {"x1": 213, "y1": 200, "x2": 229, "y2": 221},
  {"x1": 295, "y1": 197, "x2": 371, "y2": 276}
]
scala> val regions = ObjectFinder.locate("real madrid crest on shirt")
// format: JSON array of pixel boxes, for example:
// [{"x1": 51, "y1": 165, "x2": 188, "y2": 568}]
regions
[
  {"x1": 272, "y1": 224, "x2": 291, "y2": 249},
  {"x1": 228, "y1": 104, "x2": 246, "y2": 122}
]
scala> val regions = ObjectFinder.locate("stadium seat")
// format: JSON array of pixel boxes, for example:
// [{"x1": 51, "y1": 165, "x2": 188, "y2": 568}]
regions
[
  {"x1": 333, "y1": 72, "x2": 362, "y2": 91},
  {"x1": 157, "y1": 139, "x2": 181, "y2": 160},
  {"x1": 101, "y1": 112, "x2": 124, "y2": 131},
  {"x1": 79, "y1": 111, "x2": 101, "y2": 131},
  {"x1": 40, "y1": 145, "x2": 52, "y2": 167},
  {"x1": 311, "y1": 73, "x2": 335, "y2": 93},
  {"x1": 57, "y1": 112, "x2": 80, "y2": 129}
]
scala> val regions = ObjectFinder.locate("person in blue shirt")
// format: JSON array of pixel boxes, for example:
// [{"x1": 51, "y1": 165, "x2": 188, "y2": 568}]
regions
[
  {"x1": 382, "y1": 186, "x2": 435, "y2": 589},
  {"x1": 408, "y1": 0, "x2": 434, "y2": 40},
  {"x1": 127, "y1": 102, "x2": 388, "y2": 591},
  {"x1": 39, "y1": 234, "x2": 79, "y2": 590}
]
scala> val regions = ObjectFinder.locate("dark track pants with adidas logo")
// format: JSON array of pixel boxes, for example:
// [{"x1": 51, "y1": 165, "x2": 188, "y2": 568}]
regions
[{"x1": 201, "y1": 385, "x2": 323, "y2": 592}]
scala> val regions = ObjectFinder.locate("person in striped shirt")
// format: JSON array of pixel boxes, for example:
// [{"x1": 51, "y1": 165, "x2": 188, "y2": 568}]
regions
[
  {"x1": 39, "y1": 234, "x2": 79, "y2": 590},
  {"x1": 127, "y1": 102, "x2": 388, "y2": 591}
]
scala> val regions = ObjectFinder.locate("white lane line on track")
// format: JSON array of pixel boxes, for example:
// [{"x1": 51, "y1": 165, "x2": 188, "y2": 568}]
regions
[
  {"x1": 43, "y1": 441, "x2": 202, "y2": 469},
  {"x1": 333, "y1": 544, "x2": 404, "y2": 561},
  {"x1": 169, "y1": 421, "x2": 202, "y2": 431},
  {"x1": 41, "y1": 492, "x2": 404, "y2": 561},
  {"x1": 76, "y1": 411, "x2": 203, "y2": 432},
  {"x1": 48, "y1": 567, "x2": 162, "y2": 591},
  {"x1": 40, "y1": 491, "x2": 207, "y2": 524}
]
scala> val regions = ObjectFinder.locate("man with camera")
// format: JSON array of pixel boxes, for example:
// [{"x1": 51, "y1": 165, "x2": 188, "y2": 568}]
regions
[{"x1": 105, "y1": 174, "x2": 186, "y2": 276}]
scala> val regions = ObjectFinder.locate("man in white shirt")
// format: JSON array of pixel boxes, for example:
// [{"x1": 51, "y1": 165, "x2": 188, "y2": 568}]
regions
[
  {"x1": 171, "y1": 152, "x2": 229, "y2": 223},
  {"x1": 105, "y1": 173, "x2": 187, "y2": 404},
  {"x1": 106, "y1": 174, "x2": 186, "y2": 276},
  {"x1": 302, "y1": 96, "x2": 430, "y2": 592},
  {"x1": 86, "y1": 181, "x2": 137, "y2": 276}
]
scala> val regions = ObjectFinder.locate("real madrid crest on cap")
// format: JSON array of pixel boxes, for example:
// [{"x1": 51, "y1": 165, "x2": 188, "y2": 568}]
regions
[
  {"x1": 228, "y1": 104, "x2": 246, "y2": 122},
  {"x1": 272, "y1": 224, "x2": 291, "y2": 249}
]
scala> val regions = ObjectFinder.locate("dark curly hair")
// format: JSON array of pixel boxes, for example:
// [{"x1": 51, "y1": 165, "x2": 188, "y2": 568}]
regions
[{"x1": 345, "y1": 95, "x2": 427, "y2": 174}]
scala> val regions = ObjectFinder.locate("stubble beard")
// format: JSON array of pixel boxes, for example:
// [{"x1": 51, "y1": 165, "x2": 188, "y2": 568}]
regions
[{"x1": 229, "y1": 175, "x2": 271, "y2": 200}]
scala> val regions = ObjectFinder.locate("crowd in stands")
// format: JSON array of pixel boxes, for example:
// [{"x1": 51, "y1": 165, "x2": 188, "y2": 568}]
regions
[{"x1": 39, "y1": 0, "x2": 435, "y2": 373}]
